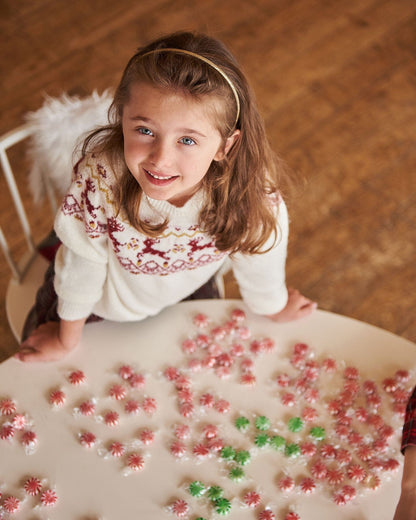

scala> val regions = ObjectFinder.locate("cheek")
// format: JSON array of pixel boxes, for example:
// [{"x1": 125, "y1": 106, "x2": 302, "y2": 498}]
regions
[
  {"x1": 199, "y1": 149, "x2": 220, "y2": 173},
  {"x1": 184, "y1": 156, "x2": 211, "y2": 179},
  {"x1": 124, "y1": 139, "x2": 144, "y2": 164}
]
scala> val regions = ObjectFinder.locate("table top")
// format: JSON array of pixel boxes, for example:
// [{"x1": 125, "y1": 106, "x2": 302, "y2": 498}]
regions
[{"x1": 1, "y1": 300, "x2": 415, "y2": 519}]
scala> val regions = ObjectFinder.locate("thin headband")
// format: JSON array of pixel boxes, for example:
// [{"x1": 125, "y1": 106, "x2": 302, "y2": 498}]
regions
[{"x1": 140, "y1": 48, "x2": 240, "y2": 127}]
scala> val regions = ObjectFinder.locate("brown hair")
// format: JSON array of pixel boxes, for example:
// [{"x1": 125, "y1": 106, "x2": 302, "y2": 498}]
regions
[{"x1": 83, "y1": 31, "x2": 286, "y2": 254}]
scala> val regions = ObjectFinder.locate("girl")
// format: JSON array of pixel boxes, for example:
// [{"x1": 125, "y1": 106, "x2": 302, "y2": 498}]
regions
[{"x1": 17, "y1": 31, "x2": 316, "y2": 362}]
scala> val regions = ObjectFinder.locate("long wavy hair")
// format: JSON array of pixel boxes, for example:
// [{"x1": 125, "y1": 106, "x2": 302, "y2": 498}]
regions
[{"x1": 83, "y1": 31, "x2": 287, "y2": 254}]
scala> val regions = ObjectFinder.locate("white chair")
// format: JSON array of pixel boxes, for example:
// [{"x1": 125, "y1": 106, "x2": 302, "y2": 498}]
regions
[
  {"x1": 1, "y1": 92, "x2": 112, "y2": 341},
  {"x1": 0, "y1": 124, "x2": 54, "y2": 341}
]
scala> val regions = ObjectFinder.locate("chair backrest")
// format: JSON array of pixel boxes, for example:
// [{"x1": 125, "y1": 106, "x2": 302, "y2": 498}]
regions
[
  {"x1": 0, "y1": 124, "x2": 58, "y2": 282},
  {"x1": 1, "y1": 91, "x2": 112, "y2": 341},
  {"x1": 0, "y1": 124, "x2": 58, "y2": 341},
  {"x1": 0, "y1": 90, "x2": 112, "y2": 281}
]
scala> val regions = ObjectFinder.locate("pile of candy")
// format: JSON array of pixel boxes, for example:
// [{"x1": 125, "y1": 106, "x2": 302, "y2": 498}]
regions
[
  {"x1": 0, "y1": 397, "x2": 38, "y2": 454},
  {"x1": 162, "y1": 308, "x2": 412, "y2": 518},
  {"x1": 271, "y1": 341, "x2": 408, "y2": 504},
  {"x1": 0, "y1": 475, "x2": 57, "y2": 516},
  {"x1": 47, "y1": 365, "x2": 159, "y2": 475},
  {"x1": 169, "y1": 481, "x2": 303, "y2": 519}
]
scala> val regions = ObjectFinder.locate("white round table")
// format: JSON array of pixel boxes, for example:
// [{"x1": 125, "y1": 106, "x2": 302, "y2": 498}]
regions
[{"x1": 1, "y1": 300, "x2": 415, "y2": 519}]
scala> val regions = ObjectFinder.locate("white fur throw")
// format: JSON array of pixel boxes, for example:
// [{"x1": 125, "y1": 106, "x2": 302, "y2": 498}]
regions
[{"x1": 25, "y1": 90, "x2": 113, "y2": 203}]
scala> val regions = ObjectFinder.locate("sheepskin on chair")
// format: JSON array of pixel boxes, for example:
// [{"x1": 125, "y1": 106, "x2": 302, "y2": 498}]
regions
[{"x1": 25, "y1": 90, "x2": 113, "y2": 204}]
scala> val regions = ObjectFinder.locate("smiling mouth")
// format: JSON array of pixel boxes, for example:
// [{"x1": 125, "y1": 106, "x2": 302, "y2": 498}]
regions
[{"x1": 144, "y1": 169, "x2": 178, "y2": 181}]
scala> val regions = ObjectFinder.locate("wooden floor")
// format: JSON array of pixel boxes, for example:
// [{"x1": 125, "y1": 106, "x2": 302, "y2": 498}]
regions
[{"x1": 1, "y1": 0, "x2": 415, "y2": 362}]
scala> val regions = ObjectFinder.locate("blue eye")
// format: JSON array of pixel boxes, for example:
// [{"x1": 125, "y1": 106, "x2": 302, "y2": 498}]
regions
[
  {"x1": 180, "y1": 137, "x2": 196, "y2": 146},
  {"x1": 138, "y1": 127, "x2": 153, "y2": 136}
]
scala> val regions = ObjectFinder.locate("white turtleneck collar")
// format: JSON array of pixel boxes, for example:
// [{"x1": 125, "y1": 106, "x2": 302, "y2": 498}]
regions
[{"x1": 140, "y1": 189, "x2": 204, "y2": 226}]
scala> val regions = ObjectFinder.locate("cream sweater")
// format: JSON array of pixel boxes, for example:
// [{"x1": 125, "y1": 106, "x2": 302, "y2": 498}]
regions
[{"x1": 53, "y1": 154, "x2": 289, "y2": 322}]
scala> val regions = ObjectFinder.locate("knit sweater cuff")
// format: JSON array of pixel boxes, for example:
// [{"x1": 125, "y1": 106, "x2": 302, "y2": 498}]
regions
[
  {"x1": 57, "y1": 298, "x2": 96, "y2": 321},
  {"x1": 243, "y1": 285, "x2": 289, "y2": 316}
]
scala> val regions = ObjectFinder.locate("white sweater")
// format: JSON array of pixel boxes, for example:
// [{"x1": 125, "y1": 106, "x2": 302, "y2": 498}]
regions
[{"x1": 53, "y1": 154, "x2": 289, "y2": 322}]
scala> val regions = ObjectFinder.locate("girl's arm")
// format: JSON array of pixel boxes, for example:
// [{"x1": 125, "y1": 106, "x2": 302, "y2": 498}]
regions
[
  {"x1": 393, "y1": 446, "x2": 416, "y2": 520},
  {"x1": 232, "y1": 200, "x2": 316, "y2": 321},
  {"x1": 16, "y1": 318, "x2": 86, "y2": 362},
  {"x1": 15, "y1": 156, "x2": 111, "y2": 363}
]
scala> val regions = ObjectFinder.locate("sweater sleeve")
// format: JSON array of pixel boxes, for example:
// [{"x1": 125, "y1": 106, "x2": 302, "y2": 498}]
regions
[
  {"x1": 53, "y1": 156, "x2": 110, "y2": 320},
  {"x1": 230, "y1": 199, "x2": 289, "y2": 316}
]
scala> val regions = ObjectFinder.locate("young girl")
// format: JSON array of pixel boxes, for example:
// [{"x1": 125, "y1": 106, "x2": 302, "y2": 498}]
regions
[{"x1": 17, "y1": 31, "x2": 316, "y2": 362}]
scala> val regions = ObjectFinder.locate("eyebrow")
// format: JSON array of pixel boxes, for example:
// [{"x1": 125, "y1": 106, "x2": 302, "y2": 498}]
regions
[{"x1": 129, "y1": 115, "x2": 208, "y2": 138}]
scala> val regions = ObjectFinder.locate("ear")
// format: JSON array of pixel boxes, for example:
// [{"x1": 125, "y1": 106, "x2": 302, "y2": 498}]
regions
[{"x1": 214, "y1": 129, "x2": 240, "y2": 161}]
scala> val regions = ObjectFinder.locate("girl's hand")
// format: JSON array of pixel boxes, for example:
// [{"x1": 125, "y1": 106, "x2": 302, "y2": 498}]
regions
[
  {"x1": 15, "y1": 320, "x2": 81, "y2": 363},
  {"x1": 266, "y1": 288, "x2": 317, "y2": 323}
]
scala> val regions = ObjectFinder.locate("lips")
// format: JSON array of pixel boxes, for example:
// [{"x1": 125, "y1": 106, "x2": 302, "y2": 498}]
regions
[{"x1": 144, "y1": 168, "x2": 178, "y2": 185}]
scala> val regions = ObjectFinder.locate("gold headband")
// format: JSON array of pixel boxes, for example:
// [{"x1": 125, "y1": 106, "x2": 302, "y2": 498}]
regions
[{"x1": 140, "y1": 48, "x2": 240, "y2": 127}]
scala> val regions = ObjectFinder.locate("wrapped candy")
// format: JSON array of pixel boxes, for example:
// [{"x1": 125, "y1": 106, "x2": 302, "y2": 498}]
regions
[
  {"x1": 108, "y1": 384, "x2": 127, "y2": 401},
  {"x1": 127, "y1": 453, "x2": 145, "y2": 471},
  {"x1": 347, "y1": 464, "x2": 366, "y2": 483},
  {"x1": 170, "y1": 498, "x2": 189, "y2": 517},
  {"x1": 142, "y1": 397, "x2": 157, "y2": 415},
  {"x1": 170, "y1": 441, "x2": 186, "y2": 458},
  {"x1": 3, "y1": 496, "x2": 20, "y2": 513},
  {"x1": 0, "y1": 424, "x2": 15, "y2": 440},
  {"x1": 243, "y1": 490, "x2": 261, "y2": 508},
  {"x1": 203, "y1": 424, "x2": 218, "y2": 439},
  {"x1": 124, "y1": 400, "x2": 140, "y2": 415},
  {"x1": 188, "y1": 480, "x2": 205, "y2": 497},
  {"x1": 231, "y1": 308, "x2": 246, "y2": 322},
  {"x1": 40, "y1": 489, "x2": 58, "y2": 507},
  {"x1": 24, "y1": 476, "x2": 42, "y2": 496},
  {"x1": 0, "y1": 398, "x2": 17, "y2": 415},
  {"x1": 193, "y1": 313, "x2": 209, "y2": 328},
  {"x1": 79, "y1": 431, "x2": 97, "y2": 448},
  {"x1": 192, "y1": 443, "x2": 210, "y2": 458},
  {"x1": 109, "y1": 441, "x2": 125, "y2": 457},
  {"x1": 11, "y1": 413, "x2": 26, "y2": 430},
  {"x1": 214, "y1": 497, "x2": 232, "y2": 515},
  {"x1": 278, "y1": 476, "x2": 295, "y2": 493},
  {"x1": 68, "y1": 370, "x2": 86, "y2": 385},
  {"x1": 284, "y1": 513, "x2": 301, "y2": 520},
  {"x1": 214, "y1": 399, "x2": 230, "y2": 414},
  {"x1": 21, "y1": 429, "x2": 38, "y2": 449},
  {"x1": 49, "y1": 389, "x2": 66, "y2": 407},
  {"x1": 79, "y1": 400, "x2": 96, "y2": 416},
  {"x1": 118, "y1": 364, "x2": 134, "y2": 380},
  {"x1": 103, "y1": 411, "x2": 120, "y2": 427},
  {"x1": 139, "y1": 428, "x2": 155, "y2": 445},
  {"x1": 258, "y1": 508, "x2": 275, "y2": 520},
  {"x1": 182, "y1": 338, "x2": 197, "y2": 354},
  {"x1": 129, "y1": 373, "x2": 146, "y2": 388},
  {"x1": 299, "y1": 477, "x2": 316, "y2": 494},
  {"x1": 175, "y1": 424, "x2": 191, "y2": 440}
]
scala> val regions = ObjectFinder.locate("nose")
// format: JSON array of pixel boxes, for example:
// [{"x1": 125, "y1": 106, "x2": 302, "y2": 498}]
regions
[{"x1": 149, "y1": 138, "x2": 173, "y2": 171}]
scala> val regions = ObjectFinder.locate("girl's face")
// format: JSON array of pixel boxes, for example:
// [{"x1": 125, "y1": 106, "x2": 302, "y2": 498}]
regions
[{"x1": 122, "y1": 82, "x2": 239, "y2": 207}]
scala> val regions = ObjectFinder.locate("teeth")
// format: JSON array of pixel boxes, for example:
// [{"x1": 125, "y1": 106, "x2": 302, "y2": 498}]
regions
[{"x1": 146, "y1": 169, "x2": 174, "y2": 180}]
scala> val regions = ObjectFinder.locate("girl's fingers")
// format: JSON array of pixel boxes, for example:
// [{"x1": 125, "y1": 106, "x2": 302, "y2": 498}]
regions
[
  {"x1": 296, "y1": 300, "x2": 318, "y2": 318},
  {"x1": 15, "y1": 350, "x2": 42, "y2": 363}
]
